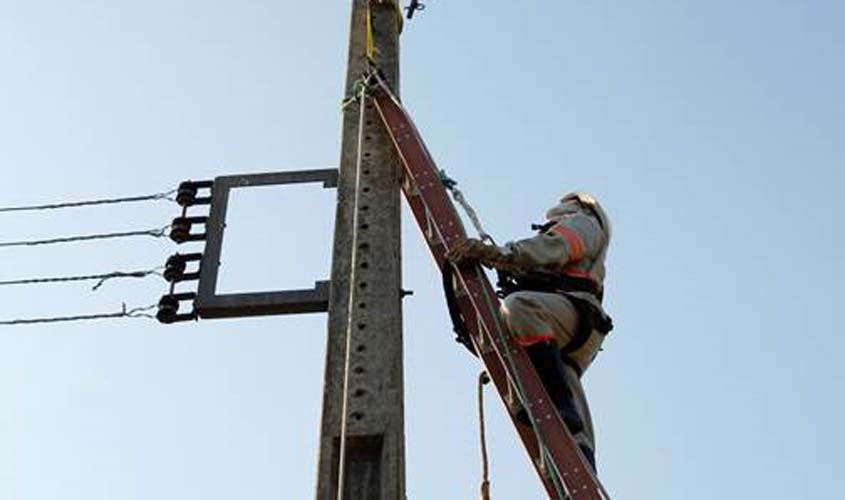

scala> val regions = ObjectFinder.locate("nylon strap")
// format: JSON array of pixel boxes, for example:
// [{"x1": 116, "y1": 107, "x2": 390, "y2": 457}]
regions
[{"x1": 366, "y1": 0, "x2": 404, "y2": 61}]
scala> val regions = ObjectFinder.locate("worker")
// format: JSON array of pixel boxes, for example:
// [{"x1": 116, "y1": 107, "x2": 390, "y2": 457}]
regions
[{"x1": 447, "y1": 192, "x2": 613, "y2": 472}]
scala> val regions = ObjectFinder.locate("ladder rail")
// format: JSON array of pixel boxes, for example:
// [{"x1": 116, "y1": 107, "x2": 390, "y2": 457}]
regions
[{"x1": 369, "y1": 79, "x2": 610, "y2": 499}]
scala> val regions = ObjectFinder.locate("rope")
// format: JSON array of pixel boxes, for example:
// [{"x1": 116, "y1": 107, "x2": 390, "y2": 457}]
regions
[
  {"x1": 336, "y1": 76, "x2": 370, "y2": 500},
  {"x1": 0, "y1": 226, "x2": 169, "y2": 249},
  {"x1": 478, "y1": 371, "x2": 492, "y2": 500},
  {"x1": 0, "y1": 267, "x2": 163, "y2": 290},
  {"x1": 439, "y1": 170, "x2": 495, "y2": 245},
  {"x1": 342, "y1": 76, "x2": 373, "y2": 111},
  {"x1": 0, "y1": 189, "x2": 176, "y2": 213},
  {"x1": 0, "y1": 303, "x2": 157, "y2": 326}
]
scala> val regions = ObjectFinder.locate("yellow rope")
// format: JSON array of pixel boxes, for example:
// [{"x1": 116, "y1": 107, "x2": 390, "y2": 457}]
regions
[{"x1": 366, "y1": 0, "x2": 403, "y2": 61}]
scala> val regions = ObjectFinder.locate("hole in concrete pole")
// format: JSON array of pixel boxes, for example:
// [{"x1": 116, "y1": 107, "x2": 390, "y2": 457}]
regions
[
  {"x1": 357, "y1": 322, "x2": 367, "y2": 330},
  {"x1": 360, "y1": 262, "x2": 369, "y2": 269},
  {"x1": 359, "y1": 282, "x2": 368, "y2": 289},
  {"x1": 353, "y1": 366, "x2": 365, "y2": 374},
  {"x1": 356, "y1": 345, "x2": 367, "y2": 352},
  {"x1": 351, "y1": 412, "x2": 364, "y2": 421},
  {"x1": 353, "y1": 389, "x2": 366, "y2": 398}
]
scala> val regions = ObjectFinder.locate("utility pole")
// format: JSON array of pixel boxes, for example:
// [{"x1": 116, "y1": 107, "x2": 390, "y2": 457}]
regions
[{"x1": 315, "y1": 1, "x2": 404, "y2": 499}]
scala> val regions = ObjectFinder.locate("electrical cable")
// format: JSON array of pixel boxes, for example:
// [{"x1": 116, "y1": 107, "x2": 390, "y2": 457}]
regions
[
  {"x1": 0, "y1": 189, "x2": 176, "y2": 213},
  {"x1": 0, "y1": 267, "x2": 163, "y2": 290},
  {"x1": 0, "y1": 226, "x2": 169, "y2": 248},
  {"x1": 0, "y1": 303, "x2": 157, "y2": 326}
]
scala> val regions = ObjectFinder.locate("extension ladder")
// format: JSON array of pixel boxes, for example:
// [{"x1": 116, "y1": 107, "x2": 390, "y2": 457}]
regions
[{"x1": 367, "y1": 72, "x2": 611, "y2": 499}]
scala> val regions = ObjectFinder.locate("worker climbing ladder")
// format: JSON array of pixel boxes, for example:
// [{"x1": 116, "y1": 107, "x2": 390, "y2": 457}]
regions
[{"x1": 361, "y1": 69, "x2": 611, "y2": 499}]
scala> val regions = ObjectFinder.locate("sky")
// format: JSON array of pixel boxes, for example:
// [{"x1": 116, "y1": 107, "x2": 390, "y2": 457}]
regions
[{"x1": 1, "y1": 1, "x2": 843, "y2": 499}]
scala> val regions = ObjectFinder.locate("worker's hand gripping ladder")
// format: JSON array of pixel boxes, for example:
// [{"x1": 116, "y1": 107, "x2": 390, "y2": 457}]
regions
[{"x1": 359, "y1": 69, "x2": 611, "y2": 500}]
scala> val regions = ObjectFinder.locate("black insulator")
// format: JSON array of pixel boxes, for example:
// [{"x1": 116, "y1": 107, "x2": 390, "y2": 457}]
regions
[
  {"x1": 157, "y1": 295, "x2": 180, "y2": 324},
  {"x1": 176, "y1": 182, "x2": 198, "y2": 207},
  {"x1": 170, "y1": 217, "x2": 192, "y2": 244},
  {"x1": 164, "y1": 255, "x2": 188, "y2": 282}
]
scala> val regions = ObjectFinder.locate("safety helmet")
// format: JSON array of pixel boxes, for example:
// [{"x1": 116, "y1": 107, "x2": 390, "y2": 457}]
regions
[{"x1": 549, "y1": 192, "x2": 612, "y2": 242}]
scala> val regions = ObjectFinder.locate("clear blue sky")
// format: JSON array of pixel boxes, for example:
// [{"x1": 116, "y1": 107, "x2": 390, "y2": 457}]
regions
[{"x1": 1, "y1": 1, "x2": 843, "y2": 499}]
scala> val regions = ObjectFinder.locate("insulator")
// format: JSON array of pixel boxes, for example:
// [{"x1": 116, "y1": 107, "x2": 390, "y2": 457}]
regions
[
  {"x1": 156, "y1": 295, "x2": 180, "y2": 324},
  {"x1": 169, "y1": 218, "x2": 192, "y2": 244},
  {"x1": 164, "y1": 255, "x2": 188, "y2": 282},
  {"x1": 176, "y1": 182, "x2": 198, "y2": 207}
]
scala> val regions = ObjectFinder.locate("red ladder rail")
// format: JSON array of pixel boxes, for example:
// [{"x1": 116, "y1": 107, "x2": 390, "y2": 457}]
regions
[{"x1": 368, "y1": 76, "x2": 610, "y2": 500}]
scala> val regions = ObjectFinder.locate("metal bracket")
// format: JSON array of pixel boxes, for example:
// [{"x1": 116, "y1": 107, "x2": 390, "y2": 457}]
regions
[{"x1": 195, "y1": 169, "x2": 338, "y2": 319}]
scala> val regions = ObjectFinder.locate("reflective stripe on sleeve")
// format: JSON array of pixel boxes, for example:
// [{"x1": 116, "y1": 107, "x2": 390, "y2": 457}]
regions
[
  {"x1": 550, "y1": 224, "x2": 585, "y2": 261},
  {"x1": 514, "y1": 334, "x2": 555, "y2": 346}
]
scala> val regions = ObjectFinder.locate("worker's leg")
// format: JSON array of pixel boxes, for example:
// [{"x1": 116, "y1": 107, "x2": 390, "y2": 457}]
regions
[
  {"x1": 563, "y1": 361, "x2": 597, "y2": 472},
  {"x1": 501, "y1": 291, "x2": 603, "y2": 471}
]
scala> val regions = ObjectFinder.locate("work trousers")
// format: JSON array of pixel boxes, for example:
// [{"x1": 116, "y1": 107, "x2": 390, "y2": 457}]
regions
[{"x1": 500, "y1": 290, "x2": 604, "y2": 456}]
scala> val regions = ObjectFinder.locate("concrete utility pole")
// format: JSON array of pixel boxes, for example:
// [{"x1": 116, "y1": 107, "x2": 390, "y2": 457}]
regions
[{"x1": 315, "y1": 1, "x2": 404, "y2": 499}]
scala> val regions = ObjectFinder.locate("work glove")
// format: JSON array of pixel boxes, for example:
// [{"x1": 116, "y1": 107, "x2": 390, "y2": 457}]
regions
[{"x1": 447, "y1": 238, "x2": 510, "y2": 269}]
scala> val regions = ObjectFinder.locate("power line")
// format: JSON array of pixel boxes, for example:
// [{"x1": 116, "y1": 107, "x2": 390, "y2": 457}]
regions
[
  {"x1": 0, "y1": 268, "x2": 163, "y2": 290},
  {"x1": 0, "y1": 304, "x2": 157, "y2": 326},
  {"x1": 0, "y1": 189, "x2": 176, "y2": 213},
  {"x1": 0, "y1": 226, "x2": 170, "y2": 249}
]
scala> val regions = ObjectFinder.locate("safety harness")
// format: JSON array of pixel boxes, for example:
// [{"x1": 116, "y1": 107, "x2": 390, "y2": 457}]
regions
[{"x1": 443, "y1": 218, "x2": 614, "y2": 375}]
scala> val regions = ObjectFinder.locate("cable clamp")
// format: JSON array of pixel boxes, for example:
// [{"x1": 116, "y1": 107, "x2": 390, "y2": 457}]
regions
[{"x1": 405, "y1": 0, "x2": 425, "y2": 19}]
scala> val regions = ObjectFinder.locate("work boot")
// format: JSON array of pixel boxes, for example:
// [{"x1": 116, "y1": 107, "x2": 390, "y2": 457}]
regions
[{"x1": 516, "y1": 341, "x2": 585, "y2": 436}]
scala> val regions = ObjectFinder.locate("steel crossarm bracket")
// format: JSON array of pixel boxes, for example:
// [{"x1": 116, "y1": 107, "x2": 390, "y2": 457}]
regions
[
  {"x1": 370, "y1": 80, "x2": 611, "y2": 499},
  {"x1": 195, "y1": 169, "x2": 338, "y2": 319}
]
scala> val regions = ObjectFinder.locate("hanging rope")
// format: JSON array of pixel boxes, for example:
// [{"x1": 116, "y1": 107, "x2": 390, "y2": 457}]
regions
[
  {"x1": 439, "y1": 170, "x2": 495, "y2": 244},
  {"x1": 478, "y1": 371, "x2": 492, "y2": 500},
  {"x1": 0, "y1": 226, "x2": 169, "y2": 249},
  {"x1": 336, "y1": 73, "x2": 371, "y2": 500},
  {"x1": 0, "y1": 303, "x2": 157, "y2": 326},
  {"x1": 0, "y1": 189, "x2": 176, "y2": 213},
  {"x1": 0, "y1": 267, "x2": 163, "y2": 291}
]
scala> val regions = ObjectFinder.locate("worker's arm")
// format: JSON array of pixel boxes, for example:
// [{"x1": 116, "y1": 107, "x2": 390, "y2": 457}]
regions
[
  {"x1": 504, "y1": 213, "x2": 605, "y2": 272},
  {"x1": 448, "y1": 213, "x2": 604, "y2": 272}
]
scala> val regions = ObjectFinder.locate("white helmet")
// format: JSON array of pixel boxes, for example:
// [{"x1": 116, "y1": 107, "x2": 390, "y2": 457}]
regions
[{"x1": 546, "y1": 192, "x2": 612, "y2": 242}]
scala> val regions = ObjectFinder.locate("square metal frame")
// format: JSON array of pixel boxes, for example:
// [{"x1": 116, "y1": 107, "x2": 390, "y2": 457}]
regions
[{"x1": 195, "y1": 169, "x2": 338, "y2": 319}]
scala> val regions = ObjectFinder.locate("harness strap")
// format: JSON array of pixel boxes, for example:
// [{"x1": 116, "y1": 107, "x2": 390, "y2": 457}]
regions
[
  {"x1": 442, "y1": 263, "x2": 478, "y2": 356},
  {"x1": 559, "y1": 294, "x2": 597, "y2": 357}
]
